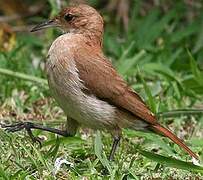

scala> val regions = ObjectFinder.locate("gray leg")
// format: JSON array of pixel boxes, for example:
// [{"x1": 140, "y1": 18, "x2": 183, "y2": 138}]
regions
[
  {"x1": 65, "y1": 116, "x2": 79, "y2": 136},
  {"x1": 109, "y1": 135, "x2": 121, "y2": 161}
]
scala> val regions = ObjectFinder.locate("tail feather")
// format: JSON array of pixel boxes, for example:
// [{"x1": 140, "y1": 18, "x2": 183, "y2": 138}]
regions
[{"x1": 151, "y1": 124, "x2": 198, "y2": 160}]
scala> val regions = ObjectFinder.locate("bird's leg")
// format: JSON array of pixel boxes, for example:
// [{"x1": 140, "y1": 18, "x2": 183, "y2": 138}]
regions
[
  {"x1": 1, "y1": 122, "x2": 72, "y2": 145},
  {"x1": 109, "y1": 135, "x2": 121, "y2": 161}
]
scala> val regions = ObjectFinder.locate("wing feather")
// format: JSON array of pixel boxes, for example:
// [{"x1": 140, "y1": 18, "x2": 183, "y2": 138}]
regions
[{"x1": 74, "y1": 47, "x2": 156, "y2": 124}]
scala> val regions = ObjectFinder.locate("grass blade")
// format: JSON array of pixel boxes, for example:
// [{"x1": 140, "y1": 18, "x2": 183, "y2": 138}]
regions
[
  {"x1": 138, "y1": 149, "x2": 203, "y2": 173},
  {"x1": 187, "y1": 50, "x2": 203, "y2": 86},
  {"x1": 158, "y1": 109, "x2": 203, "y2": 118},
  {"x1": 0, "y1": 68, "x2": 48, "y2": 86},
  {"x1": 94, "y1": 131, "x2": 112, "y2": 173},
  {"x1": 137, "y1": 67, "x2": 156, "y2": 113},
  {"x1": 43, "y1": 136, "x2": 84, "y2": 146}
]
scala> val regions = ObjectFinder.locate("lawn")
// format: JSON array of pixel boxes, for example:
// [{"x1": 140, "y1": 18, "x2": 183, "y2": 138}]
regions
[{"x1": 0, "y1": 0, "x2": 203, "y2": 179}]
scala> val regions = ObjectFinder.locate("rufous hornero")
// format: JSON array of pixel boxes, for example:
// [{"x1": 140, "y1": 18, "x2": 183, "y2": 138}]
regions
[{"x1": 3, "y1": 4, "x2": 198, "y2": 161}]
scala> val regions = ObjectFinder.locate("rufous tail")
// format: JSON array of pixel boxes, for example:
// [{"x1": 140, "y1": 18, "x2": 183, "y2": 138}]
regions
[{"x1": 151, "y1": 124, "x2": 198, "y2": 160}]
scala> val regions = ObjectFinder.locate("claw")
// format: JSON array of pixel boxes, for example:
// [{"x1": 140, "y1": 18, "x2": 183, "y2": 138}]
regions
[
  {"x1": 1, "y1": 122, "x2": 23, "y2": 128},
  {"x1": 6, "y1": 126, "x2": 23, "y2": 132},
  {"x1": 31, "y1": 136, "x2": 42, "y2": 147},
  {"x1": 2, "y1": 123, "x2": 24, "y2": 133},
  {"x1": 1, "y1": 122, "x2": 68, "y2": 146},
  {"x1": 25, "y1": 134, "x2": 43, "y2": 147},
  {"x1": 1, "y1": 122, "x2": 43, "y2": 147}
]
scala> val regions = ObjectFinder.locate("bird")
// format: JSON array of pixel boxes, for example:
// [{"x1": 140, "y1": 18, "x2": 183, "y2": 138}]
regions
[{"x1": 2, "y1": 4, "x2": 198, "y2": 161}]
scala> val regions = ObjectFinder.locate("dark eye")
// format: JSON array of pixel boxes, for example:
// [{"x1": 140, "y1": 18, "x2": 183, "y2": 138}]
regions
[{"x1": 64, "y1": 14, "x2": 74, "y2": 22}]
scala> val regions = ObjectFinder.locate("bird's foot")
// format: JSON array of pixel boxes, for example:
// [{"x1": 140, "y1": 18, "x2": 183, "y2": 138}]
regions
[
  {"x1": 1, "y1": 122, "x2": 42, "y2": 147},
  {"x1": 1, "y1": 122, "x2": 26, "y2": 132}
]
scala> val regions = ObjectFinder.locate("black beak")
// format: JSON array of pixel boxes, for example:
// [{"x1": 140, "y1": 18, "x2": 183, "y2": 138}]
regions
[{"x1": 30, "y1": 20, "x2": 57, "y2": 32}]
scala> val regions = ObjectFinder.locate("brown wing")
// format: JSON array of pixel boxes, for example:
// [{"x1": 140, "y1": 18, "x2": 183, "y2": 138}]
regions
[{"x1": 74, "y1": 47, "x2": 156, "y2": 124}]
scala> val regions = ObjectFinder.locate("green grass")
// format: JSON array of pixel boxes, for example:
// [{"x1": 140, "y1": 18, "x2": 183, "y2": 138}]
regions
[{"x1": 0, "y1": 0, "x2": 203, "y2": 179}]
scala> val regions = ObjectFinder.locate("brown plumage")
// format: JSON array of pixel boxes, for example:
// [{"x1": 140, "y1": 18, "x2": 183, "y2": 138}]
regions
[{"x1": 4, "y1": 4, "x2": 197, "y2": 161}]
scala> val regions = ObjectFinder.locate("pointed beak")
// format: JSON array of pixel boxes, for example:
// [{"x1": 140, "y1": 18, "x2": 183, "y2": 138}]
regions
[{"x1": 30, "y1": 19, "x2": 58, "y2": 32}]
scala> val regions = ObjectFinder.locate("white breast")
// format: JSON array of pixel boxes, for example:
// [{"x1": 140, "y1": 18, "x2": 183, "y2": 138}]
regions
[{"x1": 46, "y1": 34, "x2": 117, "y2": 130}]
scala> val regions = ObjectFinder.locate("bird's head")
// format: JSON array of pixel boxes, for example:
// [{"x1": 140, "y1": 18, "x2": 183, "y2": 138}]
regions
[{"x1": 31, "y1": 4, "x2": 104, "y2": 36}]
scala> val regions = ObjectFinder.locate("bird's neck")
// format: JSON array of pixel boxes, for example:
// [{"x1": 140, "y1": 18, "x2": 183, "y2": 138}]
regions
[
  {"x1": 83, "y1": 29, "x2": 103, "y2": 47},
  {"x1": 70, "y1": 27, "x2": 103, "y2": 47}
]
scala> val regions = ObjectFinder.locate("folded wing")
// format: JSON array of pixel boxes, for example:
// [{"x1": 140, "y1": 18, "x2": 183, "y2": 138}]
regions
[{"x1": 74, "y1": 48, "x2": 156, "y2": 124}]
